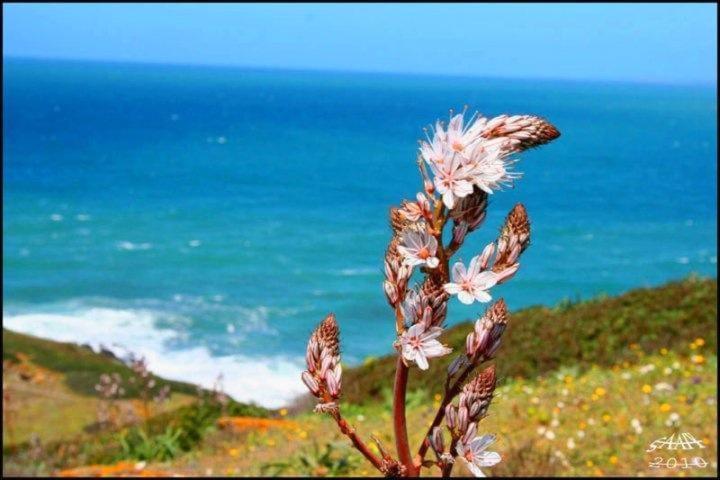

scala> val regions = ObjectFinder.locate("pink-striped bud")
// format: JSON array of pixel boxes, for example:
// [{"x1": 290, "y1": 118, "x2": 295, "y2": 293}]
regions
[
  {"x1": 452, "y1": 222, "x2": 468, "y2": 245},
  {"x1": 303, "y1": 314, "x2": 342, "y2": 402},
  {"x1": 424, "y1": 179, "x2": 435, "y2": 196},
  {"x1": 462, "y1": 422, "x2": 477, "y2": 445},
  {"x1": 466, "y1": 300, "x2": 508, "y2": 362},
  {"x1": 430, "y1": 426, "x2": 445, "y2": 453},
  {"x1": 384, "y1": 281, "x2": 398, "y2": 305},
  {"x1": 445, "y1": 404, "x2": 457, "y2": 430},
  {"x1": 478, "y1": 243, "x2": 495, "y2": 270},
  {"x1": 495, "y1": 264, "x2": 520, "y2": 285},
  {"x1": 447, "y1": 355, "x2": 467, "y2": 376},
  {"x1": 457, "y1": 406, "x2": 469, "y2": 433},
  {"x1": 301, "y1": 371, "x2": 320, "y2": 396},
  {"x1": 466, "y1": 332, "x2": 477, "y2": 357}
]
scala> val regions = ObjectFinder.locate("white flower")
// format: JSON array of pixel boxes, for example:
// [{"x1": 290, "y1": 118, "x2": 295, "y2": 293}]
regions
[
  {"x1": 464, "y1": 141, "x2": 517, "y2": 194},
  {"x1": 429, "y1": 155, "x2": 474, "y2": 209},
  {"x1": 420, "y1": 124, "x2": 449, "y2": 166},
  {"x1": 397, "y1": 229, "x2": 440, "y2": 268},
  {"x1": 445, "y1": 113, "x2": 484, "y2": 155},
  {"x1": 443, "y1": 257, "x2": 498, "y2": 304},
  {"x1": 401, "y1": 192, "x2": 432, "y2": 222},
  {"x1": 399, "y1": 323, "x2": 451, "y2": 370},
  {"x1": 456, "y1": 434, "x2": 501, "y2": 477}
]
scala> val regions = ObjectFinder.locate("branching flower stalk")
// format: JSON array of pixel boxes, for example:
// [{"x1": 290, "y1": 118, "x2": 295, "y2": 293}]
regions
[{"x1": 301, "y1": 107, "x2": 559, "y2": 477}]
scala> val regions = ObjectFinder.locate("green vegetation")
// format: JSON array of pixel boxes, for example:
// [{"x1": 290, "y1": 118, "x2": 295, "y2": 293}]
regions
[
  {"x1": 2, "y1": 329, "x2": 198, "y2": 397},
  {"x1": 342, "y1": 276, "x2": 717, "y2": 405}
]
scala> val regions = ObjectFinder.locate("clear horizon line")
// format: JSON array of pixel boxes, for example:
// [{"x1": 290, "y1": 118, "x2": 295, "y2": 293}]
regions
[{"x1": 4, "y1": 54, "x2": 717, "y2": 89}]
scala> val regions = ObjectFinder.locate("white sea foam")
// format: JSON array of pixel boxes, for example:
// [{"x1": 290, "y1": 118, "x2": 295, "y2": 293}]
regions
[
  {"x1": 338, "y1": 267, "x2": 377, "y2": 276},
  {"x1": 117, "y1": 241, "x2": 153, "y2": 251},
  {"x1": 3, "y1": 307, "x2": 305, "y2": 408}
]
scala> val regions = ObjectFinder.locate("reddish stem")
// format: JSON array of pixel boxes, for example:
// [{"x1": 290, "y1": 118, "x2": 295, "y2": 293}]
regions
[
  {"x1": 393, "y1": 357, "x2": 416, "y2": 476},
  {"x1": 331, "y1": 410, "x2": 385, "y2": 472}
]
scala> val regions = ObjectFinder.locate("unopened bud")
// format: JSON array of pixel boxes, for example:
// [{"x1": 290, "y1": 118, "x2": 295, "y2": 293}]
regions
[
  {"x1": 430, "y1": 427, "x2": 445, "y2": 453},
  {"x1": 452, "y1": 222, "x2": 468, "y2": 245},
  {"x1": 301, "y1": 371, "x2": 320, "y2": 396},
  {"x1": 445, "y1": 404, "x2": 457, "y2": 430},
  {"x1": 462, "y1": 422, "x2": 477, "y2": 445},
  {"x1": 495, "y1": 264, "x2": 519, "y2": 285},
  {"x1": 478, "y1": 243, "x2": 495, "y2": 270},
  {"x1": 424, "y1": 179, "x2": 435, "y2": 196},
  {"x1": 458, "y1": 406, "x2": 469, "y2": 432}
]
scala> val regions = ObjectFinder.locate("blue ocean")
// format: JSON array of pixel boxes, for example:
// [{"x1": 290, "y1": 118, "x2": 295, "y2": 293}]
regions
[{"x1": 3, "y1": 58, "x2": 717, "y2": 407}]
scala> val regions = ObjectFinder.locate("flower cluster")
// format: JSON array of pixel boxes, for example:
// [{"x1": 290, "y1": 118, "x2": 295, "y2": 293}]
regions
[
  {"x1": 301, "y1": 314, "x2": 343, "y2": 407},
  {"x1": 420, "y1": 110, "x2": 558, "y2": 209},
  {"x1": 301, "y1": 107, "x2": 559, "y2": 477}
]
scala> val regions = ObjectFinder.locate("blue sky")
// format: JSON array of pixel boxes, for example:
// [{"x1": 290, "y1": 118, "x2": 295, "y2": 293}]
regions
[{"x1": 3, "y1": 3, "x2": 717, "y2": 84}]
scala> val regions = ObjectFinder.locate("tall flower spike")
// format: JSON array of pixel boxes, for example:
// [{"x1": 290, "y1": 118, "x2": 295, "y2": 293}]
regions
[
  {"x1": 491, "y1": 204, "x2": 530, "y2": 284},
  {"x1": 480, "y1": 114, "x2": 560, "y2": 153},
  {"x1": 302, "y1": 314, "x2": 342, "y2": 402},
  {"x1": 466, "y1": 300, "x2": 509, "y2": 361},
  {"x1": 458, "y1": 365, "x2": 497, "y2": 424}
]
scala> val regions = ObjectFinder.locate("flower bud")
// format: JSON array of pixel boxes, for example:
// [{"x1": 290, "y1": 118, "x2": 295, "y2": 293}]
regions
[
  {"x1": 458, "y1": 406, "x2": 469, "y2": 433},
  {"x1": 445, "y1": 404, "x2": 457, "y2": 430},
  {"x1": 301, "y1": 371, "x2": 320, "y2": 396},
  {"x1": 430, "y1": 426, "x2": 445, "y2": 453},
  {"x1": 462, "y1": 422, "x2": 477, "y2": 445}
]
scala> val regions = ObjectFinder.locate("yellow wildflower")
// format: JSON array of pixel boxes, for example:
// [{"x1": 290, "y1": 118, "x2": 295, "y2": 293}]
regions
[
  {"x1": 279, "y1": 408, "x2": 288, "y2": 416},
  {"x1": 602, "y1": 414, "x2": 612, "y2": 423},
  {"x1": 660, "y1": 348, "x2": 668, "y2": 355},
  {"x1": 434, "y1": 393, "x2": 442, "y2": 401},
  {"x1": 609, "y1": 456, "x2": 618, "y2": 465},
  {"x1": 695, "y1": 338, "x2": 705, "y2": 346},
  {"x1": 691, "y1": 355, "x2": 705, "y2": 364},
  {"x1": 594, "y1": 387, "x2": 606, "y2": 397},
  {"x1": 642, "y1": 384, "x2": 652, "y2": 394},
  {"x1": 659, "y1": 403, "x2": 671, "y2": 412}
]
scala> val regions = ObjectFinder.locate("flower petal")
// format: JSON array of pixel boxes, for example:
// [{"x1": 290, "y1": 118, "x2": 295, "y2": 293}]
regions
[
  {"x1": 415, "y1": 351, "x2": 429, "y2": 370},
  {"x1": 444, "y1": 283, "x2": 462, "y2": 295},
  {"x1": 477, "y1": 451, "x2": 501, "y2": 467},
  {"x1": 474, "y1": 290, "x2": 492, "y2": 303},
  {"x1": 458, "y1": 290, "x2": 475, "y2": 305}
]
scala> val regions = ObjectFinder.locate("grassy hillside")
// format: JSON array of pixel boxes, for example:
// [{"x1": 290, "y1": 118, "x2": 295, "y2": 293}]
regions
[
  {"x1": 2, "y1": 276, "x2": 716, "y2": 476},
  {"x1": 2, "y1": 329, "x2": 199, "y2": 397},
  {"x1": 342, "y1": 276, "x2": 717, "y2": 405}
]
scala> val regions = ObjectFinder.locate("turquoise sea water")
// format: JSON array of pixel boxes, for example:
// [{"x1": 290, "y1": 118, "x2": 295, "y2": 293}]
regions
[{"x1": 3, "y1": 58, "x2": 717, "y2": 406}]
